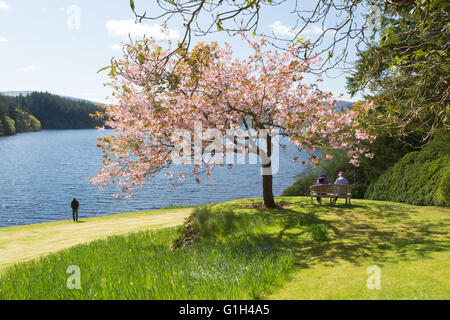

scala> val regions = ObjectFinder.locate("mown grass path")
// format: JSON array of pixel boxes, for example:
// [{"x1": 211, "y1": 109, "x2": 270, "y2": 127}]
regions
[{"x1": 0, "y1": 208, "x2": 192, "y2": 273}]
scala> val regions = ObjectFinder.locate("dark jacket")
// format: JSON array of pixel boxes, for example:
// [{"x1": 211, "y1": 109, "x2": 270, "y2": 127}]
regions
[
  {"x1": 71, "y1": 199, "x2": 79, "y2": 209},
  {"x1": 315, "y1": 175, "x2": 330, "y2": 185}
]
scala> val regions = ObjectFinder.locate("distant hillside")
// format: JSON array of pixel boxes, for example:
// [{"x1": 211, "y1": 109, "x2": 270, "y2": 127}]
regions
[
  {"x1": 335, "y1": 100, "x2": 354, "y2": 111},
  {"x1": 0, "y1": 91, "x2": 35, "y2": 97},
  {"x1": 1, "y1": 92, "x2": 103, "y2": 130},
  {"x1": 0, "y1": 95, "x2": 41, "y2": 137},
  {"x1": 1, "y1": 91, "x2": 99, "y2": 105}
]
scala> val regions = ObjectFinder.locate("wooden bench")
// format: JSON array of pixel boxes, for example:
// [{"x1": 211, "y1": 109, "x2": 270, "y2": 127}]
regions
[{"x1": 310, "y1": 184, "x2": 352, "y2": 205}]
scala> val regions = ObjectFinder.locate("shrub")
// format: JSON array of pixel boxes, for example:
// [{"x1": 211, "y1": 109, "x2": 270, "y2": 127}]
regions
[
  {"x1": 281, "y1": 173, "x2": 316, "y2": 197},
  {"x1": 435, "y1": 165, "x2": 450, "y2": 207},
  {"x1": 365, "y1": 131, "x2": 450, "y2": 206}
]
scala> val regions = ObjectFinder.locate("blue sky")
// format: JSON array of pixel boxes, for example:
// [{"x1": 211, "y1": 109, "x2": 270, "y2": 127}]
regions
[{"x1": 0, "y1": 0, "x2": 369, "y2": 103}]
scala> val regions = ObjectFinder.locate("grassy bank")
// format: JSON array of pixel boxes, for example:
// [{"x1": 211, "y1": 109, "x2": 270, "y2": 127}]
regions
[
  {"x1": 0, "y1": 197, "x2": 449, "y2": 299},
  {"x1": 0, "y1": 207, "x2": 193, "y2": 272}
]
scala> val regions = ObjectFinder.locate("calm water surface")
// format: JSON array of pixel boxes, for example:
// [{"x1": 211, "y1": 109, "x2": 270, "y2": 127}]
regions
[{"x1": 0, "y1": 130, "x2": 308, "y2": 228}]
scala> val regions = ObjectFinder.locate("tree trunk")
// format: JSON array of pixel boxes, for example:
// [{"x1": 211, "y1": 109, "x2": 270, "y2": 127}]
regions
[
  {"x1": 262, "y1": 172, "x2": 276, "y2": 208},
  {"x1": 261, "y1": 133, "x2": 276, "y2": 208}
]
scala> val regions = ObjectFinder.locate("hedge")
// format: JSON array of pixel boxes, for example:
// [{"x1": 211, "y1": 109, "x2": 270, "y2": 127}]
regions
[{"x1": 365, "y1": 132, "x2": 450, "y2": 206}]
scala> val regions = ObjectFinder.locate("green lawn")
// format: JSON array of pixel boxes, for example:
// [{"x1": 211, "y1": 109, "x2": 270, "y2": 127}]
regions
[
  {"x1": 0, "y1": 207, "x2": 193, "y2": 273},
  {"x1": 265, "y1": 199, "x2": 450, "y2": 299},
  {"x1": 0, "y1": 197, "x2": 449, "y2": 299}
]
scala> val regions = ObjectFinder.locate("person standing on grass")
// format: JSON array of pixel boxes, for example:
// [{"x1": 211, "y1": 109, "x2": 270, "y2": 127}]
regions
[
  {"x1": 71, "y1": 197, "x2": 79, "y2": 222},
  {"x1": 315, "y1": 174, "x2": 329, "y2": 204}
]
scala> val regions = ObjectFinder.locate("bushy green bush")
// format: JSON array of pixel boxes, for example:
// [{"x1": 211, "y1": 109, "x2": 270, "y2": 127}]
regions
[
  {"x1": 281, "y1": 171, "x2": 316, "y2": 197},
  {"x1": 436, "y1": 165, "x2": 450, "y2": 207},
  {"x1": 365, "y1": 132, "x2": 450, "y2": 206}
]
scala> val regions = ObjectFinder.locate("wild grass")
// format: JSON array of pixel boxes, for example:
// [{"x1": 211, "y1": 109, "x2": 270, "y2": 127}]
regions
[
  {"x1": 0, "y1": 216, "x2": 294, "y2": 299},
  {"x1": 1, "y1": 197, "x2": 449, "y2": 300}
]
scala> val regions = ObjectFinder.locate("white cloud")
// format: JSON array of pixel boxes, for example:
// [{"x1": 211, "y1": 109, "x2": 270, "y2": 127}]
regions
[
  {"x1": 0, "y1": 37, "x2": 7, "y2": 42},
  {"x1": 304, "y1": 26, "x2": 325, "y2": 35},
  {"x1": 269, "y1": 21, "x2": 296, "y2": 37},
  {"x1": 0, "y1": 1, "x2": 11, "y2": 10},
  {"x1": 109, "y1": 44, "x2": 122, "y2": 51},
  {"x1": 18, "y1": 65, "x2": 41, "y2": 72},
  {"x1": 106, "y1": 19, "x2": 179, "y2": 40},
  {"x1": 269, "y1": 20, "x2": 325, "y2": 38}
]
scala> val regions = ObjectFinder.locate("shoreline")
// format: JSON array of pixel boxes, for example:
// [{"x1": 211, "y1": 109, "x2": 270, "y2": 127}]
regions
[{"x1": 0, "y1": 205, "x2": 195, "y2": 231}]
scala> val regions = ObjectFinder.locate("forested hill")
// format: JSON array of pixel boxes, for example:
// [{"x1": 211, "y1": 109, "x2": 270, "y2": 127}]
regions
[
  {"x1": 2, "y1": 92, "x2": 103, "y2": 130},
  {"x1": 0, "y1": 94, "x2": 41, "y2": 137}
]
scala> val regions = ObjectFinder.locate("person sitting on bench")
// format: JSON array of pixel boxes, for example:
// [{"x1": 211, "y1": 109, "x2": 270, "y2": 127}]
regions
[
  {"x1": 334, "y1": 171, "x2": 349, "y2": 203},
  {"x1": 334, "y1": 171, "x2": 349, "y2": 185},
  {"x1": 315, "y1": 174, "x2": 329, "y2": 204}
]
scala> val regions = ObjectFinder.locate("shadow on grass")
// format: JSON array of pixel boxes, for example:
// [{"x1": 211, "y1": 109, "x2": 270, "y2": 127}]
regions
[{"x1": 227, "y1": 199, "x2": 450, "y2": 271}]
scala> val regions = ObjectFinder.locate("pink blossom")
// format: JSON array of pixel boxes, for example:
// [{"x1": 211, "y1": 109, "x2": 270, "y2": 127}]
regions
[{"x1": 91, "y1": 37, "x2": 375, "y2": 198}]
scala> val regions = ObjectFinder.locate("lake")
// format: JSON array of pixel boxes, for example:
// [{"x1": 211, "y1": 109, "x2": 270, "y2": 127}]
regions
[{"x1": 0, "y1": 129, "x2": 309, "y2": 228}]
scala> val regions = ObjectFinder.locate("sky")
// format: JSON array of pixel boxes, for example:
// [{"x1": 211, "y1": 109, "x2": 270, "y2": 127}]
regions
[{"x1": 0, "y1": 0, "x2": 370, "y2": 103}]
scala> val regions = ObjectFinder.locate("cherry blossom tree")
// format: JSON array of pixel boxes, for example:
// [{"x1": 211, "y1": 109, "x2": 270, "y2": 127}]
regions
[{"x1": 91, "y1": 35, "x2": 375, "y2": 208}]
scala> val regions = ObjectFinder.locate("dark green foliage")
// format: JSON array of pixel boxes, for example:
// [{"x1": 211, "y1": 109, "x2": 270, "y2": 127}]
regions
[
  {"x1": 10, "y1": 109, "x2": 41, "y2": 133},
  {"x1": 436, "y1": 165, "x2": 450, "y2": 207},
  {"x1": 5, "y1": 92, "x2": 102, "y2": 130},
  {"x1": 282, "y1": 131, "x2": 448, "y2": 206},
  {"x1": 0, "y1": 92, "x2": 103, "y2": 136},
  {"x1": 300, "y1": 1, "x2": 450, "y2": 207},
  {"x1": 0, "y1": 95, "x2": 41, "y2": 136},
  {"x1": 347, "y1": 1, "x2": 449, "y2": 140},
  {"x1": 282, "y1": 135, "x2": 417, "y2": 199},
  {"x1": 1, "y1": 115, "x2": 16, "y2": 136},
  {"x1": 366, "y1": 131, "x2": 450, "y2": 206},
  {"x1": 358, "y1": 135, "x2": 417, "y2": 184},
  {"x1": 281, "y1": 169, "x2": 316, "y2": 197}
]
